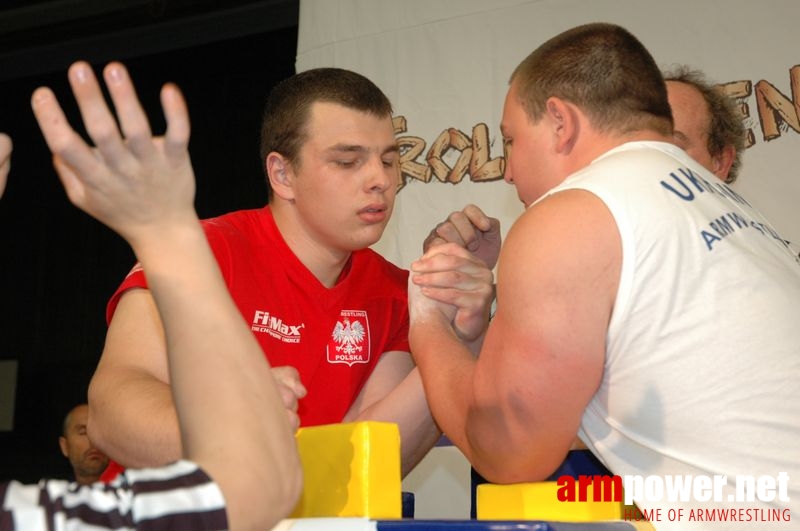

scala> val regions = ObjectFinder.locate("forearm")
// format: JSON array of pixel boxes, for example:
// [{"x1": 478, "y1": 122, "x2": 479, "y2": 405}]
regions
[
  {"x1": 410, "y1": 316, "x2": 563, "y2": 483},
  {"x1": 408, "y1": 317, "x2": 476, "y2": 461},
  {"x1": 133, "y1": 221, "x2": 301, "y2": 529},
  {"x1": 349, "y1": 367, "x2": 442, "y2": 477}
]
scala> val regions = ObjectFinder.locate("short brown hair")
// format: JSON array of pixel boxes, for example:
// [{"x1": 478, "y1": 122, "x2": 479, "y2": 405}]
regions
[
  {"x1": 259, "y1": 68, "x2": 393, "y2": 197},
  {"x1": 663, "y1": 66, "x2": 746, "y2": 183},
  {"x1": 510, "y1": 23, "x2": 673, "y2": 136}
]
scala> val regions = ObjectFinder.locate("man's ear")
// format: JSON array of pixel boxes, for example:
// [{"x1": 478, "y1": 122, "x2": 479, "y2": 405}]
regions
[
  {"x1": 545, "y1": 97, "x2": 578, "y2": 153},
  {"x1": 712, "y1": 144, "x2": 736, "y2": 182},
  {"x1": 58, "y1": 436, "x2": 68, "y2": 458},
  {"x1": 266, "y1": 152, "x2": 295, "y2": 201}
]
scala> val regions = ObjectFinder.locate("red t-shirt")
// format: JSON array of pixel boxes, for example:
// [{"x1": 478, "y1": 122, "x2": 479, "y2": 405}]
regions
[{"x1": 107, "y1": 206, "x2": 410, "y2": 426}]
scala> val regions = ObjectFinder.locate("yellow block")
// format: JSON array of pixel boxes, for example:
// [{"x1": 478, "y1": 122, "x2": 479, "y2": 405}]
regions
[
  {"x1": 477, "y1": 480, "x2": 624, "y2": 522},
  {"x1": 290, "y1": 421, "x2": 402, "y2": 519}
]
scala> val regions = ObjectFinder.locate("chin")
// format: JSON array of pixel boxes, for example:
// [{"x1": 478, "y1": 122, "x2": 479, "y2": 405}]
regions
[{"x1": 350, "y1": 230, "x2": 385, "y2": 251}]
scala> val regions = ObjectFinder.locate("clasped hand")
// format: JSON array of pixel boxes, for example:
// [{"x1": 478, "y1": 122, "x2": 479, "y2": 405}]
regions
[{"x1": 409, "y1": 242, "x2": 495, "y2": 342}]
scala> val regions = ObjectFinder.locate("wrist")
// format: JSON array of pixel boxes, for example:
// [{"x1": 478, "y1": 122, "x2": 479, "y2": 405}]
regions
[{"x1": 129, "y1": 216, "x2": 205, "y2": 271}]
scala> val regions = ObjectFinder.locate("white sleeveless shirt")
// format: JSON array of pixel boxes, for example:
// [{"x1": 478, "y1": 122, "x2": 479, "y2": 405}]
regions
[{"x1": 540, "y1": 142, "x2": 800, "y2": 528}]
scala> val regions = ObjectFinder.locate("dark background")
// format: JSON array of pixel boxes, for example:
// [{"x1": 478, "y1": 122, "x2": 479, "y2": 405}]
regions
[{"x1": 0, "y1": 0, "x2": 299, "y2": 482}]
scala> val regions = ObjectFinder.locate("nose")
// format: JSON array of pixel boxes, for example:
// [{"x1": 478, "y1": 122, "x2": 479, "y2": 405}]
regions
[
  {"x1": 503, "y1": 161, "x2": 514, "y2": 184},
  {"x1": 366, "y1": 156, "x2": 395, "y2": 193},
  {"x1": 502, "y1": 143, "x2": 513, "y2": 184}
]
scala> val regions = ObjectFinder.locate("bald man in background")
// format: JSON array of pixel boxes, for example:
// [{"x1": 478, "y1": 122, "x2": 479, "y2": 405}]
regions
[
  {"x1": 664, "y1": 66, "x2": 746, "y2": 183},
  {"x1": 59, "y1": 404, "x2": 109, "y2": 485},
  {"x1": 0, "y1": 133, "x2": 10, "y2": 195}
]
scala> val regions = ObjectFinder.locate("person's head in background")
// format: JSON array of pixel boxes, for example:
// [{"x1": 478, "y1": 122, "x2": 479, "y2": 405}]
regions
[
  {"x1": 59, "y1": 404, "x2": 109, "y2": 485},
  {"x1": 0, "y1": 133, "x2": 11, "y2": 197},
  {"x1": 664, "y1": 66, "x2": 746, "y2": 184}
]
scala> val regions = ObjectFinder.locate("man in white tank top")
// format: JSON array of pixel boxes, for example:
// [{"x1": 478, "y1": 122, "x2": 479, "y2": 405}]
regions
[{"x1": 408, "y1": 23, "x2": 799, "y2": 530}]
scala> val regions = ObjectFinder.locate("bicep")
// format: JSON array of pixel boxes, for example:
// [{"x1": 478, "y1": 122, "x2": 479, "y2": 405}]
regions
[
  {"x1": 91, "y1": 288, "x2": 170, "y2": 392},
  {"x1": 474, "y1": 191, "x2": 620, "y2": 458},
  {"x1": 88, "y1": 288, "x2": 183, "y2": 465}
]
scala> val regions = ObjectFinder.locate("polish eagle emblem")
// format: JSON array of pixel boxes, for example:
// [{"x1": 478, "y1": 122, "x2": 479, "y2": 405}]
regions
[
  {"x1": 332, "y1": 318, "x2": 365, "y2": 354},
  {"x1": 327, "y1": 310, "x2": 370, "y2": 366}
]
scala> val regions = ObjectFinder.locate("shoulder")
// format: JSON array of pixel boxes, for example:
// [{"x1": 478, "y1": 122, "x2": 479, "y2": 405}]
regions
[
  {"x1": 501, "y1": 189, "x2": 621, "y2": 306},
  {"x1": 201, "y1": 207, "x2": 266, "y2": 237},
  {"x1": 354, "y1": 248, "x2": 409, "y2": 286},
  {"x1": 514, "y1": 188, "x2": 617, "y2": 244},
  {"x1": 493, "y1": 189, "x2": 619, "y2": 374},
  {"x1": 574, "y1": 141, "x2": 685, "y2": 184},
  {"x1": 198, "y1": 207, "x2": 275, "y2": 257}
]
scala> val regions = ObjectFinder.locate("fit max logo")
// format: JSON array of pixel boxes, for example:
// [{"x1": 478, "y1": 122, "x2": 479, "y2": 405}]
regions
[
  {"x1": 327, "y1": 310, "x2": 370, "y2": 366},
  {"x1": 251, "y1": 310, "x2": 304, "y2": 344}
]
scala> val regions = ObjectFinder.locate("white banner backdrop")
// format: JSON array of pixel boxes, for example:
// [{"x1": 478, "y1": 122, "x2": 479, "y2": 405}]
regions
[
  {"x1": 297, "y1": 0, "x2": 800, "y2": 270},
  {"x1": 296, "y1": 0, "x2": 800, "y2": 518}
]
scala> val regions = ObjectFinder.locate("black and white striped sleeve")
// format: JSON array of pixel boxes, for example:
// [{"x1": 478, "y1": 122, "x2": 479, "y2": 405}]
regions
[{"x1": 1, "y1": 460, "x2": 228, "y2": 531}]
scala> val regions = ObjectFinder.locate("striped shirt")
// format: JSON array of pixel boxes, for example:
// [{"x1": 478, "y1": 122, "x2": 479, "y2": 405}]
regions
[{"x1": 0, "y1": 460, "x2": 228, "y2": 530}]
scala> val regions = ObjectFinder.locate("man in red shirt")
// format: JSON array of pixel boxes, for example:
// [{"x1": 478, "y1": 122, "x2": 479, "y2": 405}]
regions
[{"x1": 89, "y1": 67, "x2": 492, "y2": 479}]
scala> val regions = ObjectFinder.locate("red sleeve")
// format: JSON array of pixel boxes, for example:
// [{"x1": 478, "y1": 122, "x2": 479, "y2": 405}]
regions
[
  {"x1": 99, "y1": 459, "x2": 125, "y2": 483},
  {"x1": 105, "y1": 221, "x2": 232, "y2": 325},
  {"x1": 105, "y1": 263, "x2": 148, "y2": 324}
]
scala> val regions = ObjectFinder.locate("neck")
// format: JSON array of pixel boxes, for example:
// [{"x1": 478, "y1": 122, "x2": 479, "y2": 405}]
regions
[
  {"x1": 565, "y1": 128, "x2": 673, "y2": 175},
  {"x1": 75, "y1": 471, "x2": 101, "y2": 486},
  {"x1": 270, "y1": 202, "x2": 351, "y2": 288}
]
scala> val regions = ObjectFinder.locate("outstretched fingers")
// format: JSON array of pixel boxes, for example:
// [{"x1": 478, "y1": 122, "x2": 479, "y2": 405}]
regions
[
  {"x1": 67, "y1": 62, "x2": 133, "y2": 170},
  {"x1": 160, "y1": 83, "x2": 190, "y2": 163},
  {"x1": 102, "y1": 62, "x2": 155, "y2": 160},
  {"x1": 33, "y1": 60, "x2": 197, "y2": 239},
  {"x1": 31, "y1": 86, "x2": 96, "y2": 206}
]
